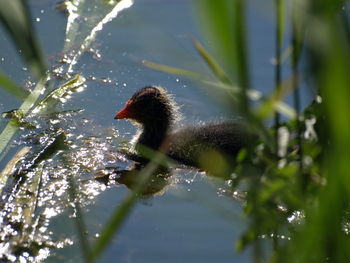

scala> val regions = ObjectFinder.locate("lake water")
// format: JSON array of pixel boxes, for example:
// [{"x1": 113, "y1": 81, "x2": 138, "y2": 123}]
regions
[{"x1": 0, "y1": 0, "x2": 311, "y2": 262}]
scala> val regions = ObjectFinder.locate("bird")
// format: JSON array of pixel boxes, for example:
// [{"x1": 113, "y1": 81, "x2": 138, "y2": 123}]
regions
[{"x1": 114, "y1": 86, "x2": 255, "y2": 177}]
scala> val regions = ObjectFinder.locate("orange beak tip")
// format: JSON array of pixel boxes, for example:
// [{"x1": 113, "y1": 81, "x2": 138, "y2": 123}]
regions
[
  {"x1": 114, "y1": 112, "x2": 123, "y2": 120},
  {"x1": 114, "y1": 106, "x2": 131, "y2": 120}
]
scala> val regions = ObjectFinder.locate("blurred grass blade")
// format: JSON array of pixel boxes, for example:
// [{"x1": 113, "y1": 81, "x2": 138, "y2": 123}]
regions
[
  {"x1": 0, "y1": 74, "x2": 84, "y2": 160},
  {"x1": 143, "y1": 60, "x2": 266, "y2": 104},
  {"x1": 0, "y1": 72, "x2": 29, "y2": 100},
  {"x1": 291, "y1": 0, "x2": 305, "y2": 175},
  {"x1": 64, "y1": 0, "x2": 134, "y2": 73},
  {"x1": 275, "y1": 0, "x2": 285, "y2": 47},
  {"x1": 64, "y1": 0, "x2": 134, "y2": 52},
  {"x1": 68, "y1": 176, "x2": 91, "y2": 263},
  {"x1": 275, "y1": 102, "x2": 296, "y2": 119},
  {"x1": 142, "y1": 60, "x2": 202, "y2": 79},
  {"x1": 278, "y1": 46, "x2": 292, "y2": 65},
  {"x1": 257, "y1": 76, "x2": 297, "y2": 120},
  {"x1": 7, "y1": 162, "x2": 44, "y2": 250},
  {"x1": 198, "y1": 0, "x2": 250, "y2": 88},
  {"x1": 0, "y1": 76, "x2": 49, "y2": 160},
  {"x1": 33, "y1": 74, "x2": 86, "y2": 113},
  {"x1": 197, "y1": 0, "x2": 253, "y2": 130},
  {"x1": 89, "y1": 188, "x2": 138, "y2": 262},
  {"x1": 0, "y1": 146, "x2": 31, "y2": 192},
  {"x1": 172, "y1": 188, "x2": 243, "y2": 222},
  {"x1": 1, "y1": 129, "x2": 66, "y2": 195},
  {"x1": 274, "y1": 0, "x2": 285, "y2": 154},
  {"x1": 89, "y1": 152, "x2": 168, "y2": 262},
  {"x1": 0, "y1": 0, "x2": 47, "y2": 79},
  {"x1": 20, "y1": 163, "x2": 43, "y2": 225},
  {"x1": 197, "y1": 0, "x2": 237, "y2": 75},
  {"x1": 291, "y1": 1, "x2": 308, "y2": 63},
  {"x1": 191, "y1": 38, "x2": 232, "y2": 84}
]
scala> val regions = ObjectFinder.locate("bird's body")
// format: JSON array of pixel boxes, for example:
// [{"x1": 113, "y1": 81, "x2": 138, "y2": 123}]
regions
[
  {"x1": 115, "y1": 86, "x2": 254, "y2": 170},
  {"x1": 167, "y1": 121, "x2": 251, "y2": 166}
]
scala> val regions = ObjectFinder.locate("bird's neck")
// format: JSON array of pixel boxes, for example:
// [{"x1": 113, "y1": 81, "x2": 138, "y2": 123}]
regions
[{"x1": 136, "y1": 120, "x2": 171, "y2": 152}]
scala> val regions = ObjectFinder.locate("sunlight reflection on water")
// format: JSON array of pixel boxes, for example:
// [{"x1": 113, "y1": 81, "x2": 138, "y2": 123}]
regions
[{"x1": 0, "y1": 101, "x2": 132, "y2": 261}]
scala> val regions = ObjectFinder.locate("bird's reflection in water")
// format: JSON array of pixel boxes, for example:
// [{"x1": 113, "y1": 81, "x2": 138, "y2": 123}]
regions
[{"x1": 95, "y1": 161, "x2": 172, "y2": 197}]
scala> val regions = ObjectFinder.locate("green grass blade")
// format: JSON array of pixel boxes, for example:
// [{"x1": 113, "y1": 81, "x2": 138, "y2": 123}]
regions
[
  {"x1": 21, "y1": 163, "x2": 43, "y2": 225},
  {"x1": 231, "y1": 0, "x2": 250, "y2": 110},
  {"x1": 142, "y1": 60, "x2": 202, "y2": 79},
  {"x1": 89, "y1": 153, "x2": 167, "y2": 262},
  {"x1": 33, "y1": 74, "x2": 86, "y2": 113},
  {"x1": 198, "y1": 0, "x2": 250, "y2": 87},
  {"x1": 197, "y1": 0, "x2": 236, "y2": 74},
  {"x1": 64, "y1": 0, "x2": 134, "y2": 52},
  {"x1": 0, "y1": 72, "x2": 29, "y2": 100},
  {"x1": 291, "y1": 1, "x2": 305, "y2": 176},
  {"x1": 191, "y1": 38, "x2": 232, "y2": 84},
  {"x1": 0, "y1": 74, "x2": 85, "y2": 161},
  {"x1": 0, "y1": 76, "x2": 49, "y2": 160},
  {"x1": 257, "y1": 76, "x2": 297, "y2": 120},
  {"x1": 274, "y1": 102, "x2": 297, "y2": 119},
  {"x1": 88, "y1": 189, "x2": 138, "y2": 262},
  {"x1": 274, "y1": 0, "x2": 285, "y2": 154},
  {"x1": 143, "y1": 59, "x2": 294, "y2": 120},
  {"x1": 197, "y1": 0, "x2": 253, "y2": 133},
  {"x1": 63, "y1": 0, "x2": 134, "y2": 72},
  {"x1": 8, "y1": 162, "x2": 44, "y2": 248},
  {"x1": 0, "y1": 0, "x2": 47, "y2": 79},
  {"x1": 68, "y1": 176, "x2": 91, "y2": 263},
  {"x1": 275, "y1": 0, "x2": 285, "y2": 46},
  {"x1": 0, "y1": 146, "x2": 31, "y2": 192}
]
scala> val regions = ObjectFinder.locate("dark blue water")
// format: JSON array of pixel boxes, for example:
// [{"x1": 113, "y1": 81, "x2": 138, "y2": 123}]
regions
[{"x1": 0, "y1": 0, "x2": 312, "y2": 262}]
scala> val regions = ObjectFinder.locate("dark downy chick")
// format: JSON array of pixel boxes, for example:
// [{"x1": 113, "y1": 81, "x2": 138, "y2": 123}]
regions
[{"x1": 115, "y1": 86, "x2": 255, "y2": 175}]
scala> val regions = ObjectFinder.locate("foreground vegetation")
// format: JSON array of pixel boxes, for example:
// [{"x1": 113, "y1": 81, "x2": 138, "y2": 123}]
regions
[
  {"x1": 1, "y1": 0, "x2": 350, "y2": 262},
  {"x1": 195, "y1": 1, "x2": 350, "y2": 262}
]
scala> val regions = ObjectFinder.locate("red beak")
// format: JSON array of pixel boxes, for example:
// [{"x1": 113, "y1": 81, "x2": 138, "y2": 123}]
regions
[{"x1": 114, "y1": 104, "x2": 132, "y2": 120}]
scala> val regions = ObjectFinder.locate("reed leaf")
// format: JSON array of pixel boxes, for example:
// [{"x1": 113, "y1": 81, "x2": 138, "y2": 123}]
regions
[
  {"x1": 21, "y1": 163, "x2": 43, "y2": 225},
  {"x1": 0, "y1": 146, "x2": 31, "y2": 191},
  {"x1": 0, "y1": 0, "x2": 47, "y2": 79},
  {"x1": 63, "y1": 0, "x2": 134, "y2": 72},
  {"x1": 0, "y1": 72, "x2": 29, "y2": 100},
  {"x1": 88, "y1": 189, "x2": 138, "y2": 262},
  {"x1": 33, "y1": 74, "x2": 86, "y2": 113},
  {"x1": 291, "y1": 0, "x2": 305, "y2": 176},
  {"x1": 0, "y1": 72, "x2": 85, "y2": 161},
  {"x1": 275, "y1": 0, "x2": 285, "y2": 46},
  {"x1": 198, "y1": 0, "x2": 250, "y2": 110},
  {"x1": 68, "y1": 176, "x2": 91, "y2": 263},
  {"x1": 143, "y1": 59, "x2": 295, "y2": 120},
  {"x1": 191, "y1": 38, "x2": 232, "y2": 84},
  {"x1": 0, "y1": 76, "x2": 49, "y2": 161},
  {"x1": 197, "y1": 0, "x2": 237, "y2": 76},
  {"x1": 89, "y1": 153, "x2": 167, "y2": 262},
  {"x1": 142, "y1": 60, "x2": 202, "y2": 79},
  {"x1": 274, "y1": 0, "x2": 286, "y2": 155},
  {"x1": 257, "y1": 76, "x2": 297, "y2": 120},
  {"x1": 231, "y1": 0, "x2": 250, "y2": 92},
  {"x1": 5, "y1": 162, "x2": 44, "y2": 252}
]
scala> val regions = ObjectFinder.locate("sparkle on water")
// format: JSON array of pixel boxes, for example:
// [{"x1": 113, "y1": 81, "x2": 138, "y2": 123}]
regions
[{"x1": 0, "y1": 107, "x2": 127, "y2": 261}]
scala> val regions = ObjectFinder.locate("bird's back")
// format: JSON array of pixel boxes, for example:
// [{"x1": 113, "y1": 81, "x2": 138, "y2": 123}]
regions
[{"x1": 168, "y1": 120, "x2": 254, "y2": 167}]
